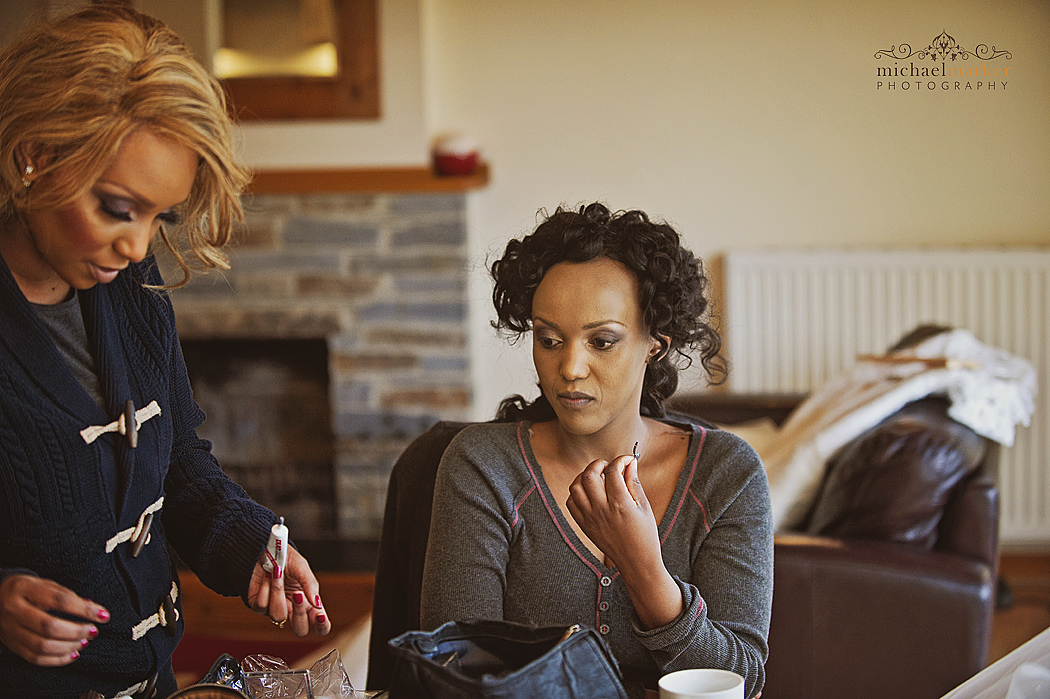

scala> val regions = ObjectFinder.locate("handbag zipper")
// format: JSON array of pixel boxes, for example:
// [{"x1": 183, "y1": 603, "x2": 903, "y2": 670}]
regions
[{"x1": 559, "y1": 624, "x2": 582, "y2": 642}]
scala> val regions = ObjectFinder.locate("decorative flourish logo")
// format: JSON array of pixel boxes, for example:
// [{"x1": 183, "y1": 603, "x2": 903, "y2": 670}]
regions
[
  {"x1": 875, "y1": 30, "x2": 1012, "y2": 62},
  {"x1": 874, "y1": 31, "x2": 1012, "y2": 91}
]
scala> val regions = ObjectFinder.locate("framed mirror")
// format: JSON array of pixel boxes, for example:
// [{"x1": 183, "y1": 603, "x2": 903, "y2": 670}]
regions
[
  {"x1": 131, "y1": 0, "x2": 380, "y2": 121},
  {"x1": 220, "y1": 0, "x2": 380, "y2": 120}
]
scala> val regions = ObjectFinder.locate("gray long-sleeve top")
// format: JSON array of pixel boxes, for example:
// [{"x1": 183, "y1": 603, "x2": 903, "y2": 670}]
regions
[{"x1": 420, "y1": 419, "x2": 773, "y2": 699}]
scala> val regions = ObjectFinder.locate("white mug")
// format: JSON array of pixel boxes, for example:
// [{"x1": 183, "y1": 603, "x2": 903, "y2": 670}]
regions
[{"x1": 658, "y1": 668, "x2": 745, "y2": 699}]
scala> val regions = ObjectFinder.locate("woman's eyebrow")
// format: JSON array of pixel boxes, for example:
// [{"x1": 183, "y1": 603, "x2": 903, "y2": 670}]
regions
[
  {"x1": 96, "y1": 180, "x2": 157, "y2": 209},
  {"x1": 97, "y1": 179, "x2": 188, "y2": 212},
  {"x1": 582, "y1": 319, "x2": 626, "y2": 330},
  {"x1": 533, "y1": 316, "x2": 626, "y2": 331},
  {"x1": 532, "y1": 315, "x2": 560, "y2": 330}
]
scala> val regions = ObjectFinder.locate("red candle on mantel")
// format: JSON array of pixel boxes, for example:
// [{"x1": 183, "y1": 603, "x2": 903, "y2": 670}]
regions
[{"x1": 433, "y1": 133, "x2": 480, "y2": 176}]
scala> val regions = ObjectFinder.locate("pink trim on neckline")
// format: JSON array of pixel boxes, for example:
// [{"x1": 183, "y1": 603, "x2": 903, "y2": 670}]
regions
[
  {"x1": 688, "y1": 489, "x2": 711, "y2": 533},
  {"x1": 660, "y1": 425, "x2": 707, "y2": 546},
  {"x1": 516, "y1": 422, "x2": 602, "y2": 577},
  {"x1": 512, "y1": 484, "x2": 536, "y2": 527}
]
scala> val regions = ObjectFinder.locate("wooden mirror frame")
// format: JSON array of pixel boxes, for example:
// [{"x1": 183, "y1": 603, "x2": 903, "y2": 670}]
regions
[
  {"x1": 93, "y1": 0, "x2": 380, "y2": 120},
  {"x1": 220, "y1": 0, "x2": 380, "y2": 121}
]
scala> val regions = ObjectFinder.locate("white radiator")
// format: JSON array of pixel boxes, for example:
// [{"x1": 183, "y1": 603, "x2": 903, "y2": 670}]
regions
[{"x1": 724, "y1": 249, "x2": 1049, "y2": 547}]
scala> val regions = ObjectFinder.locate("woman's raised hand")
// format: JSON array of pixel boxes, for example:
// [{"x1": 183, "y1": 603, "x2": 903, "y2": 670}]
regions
[
  {"x1": 566, "y1": 453, "x2": 662, "y2": 573},
  {"x1": 567, "y1": 454, "x2": 684, "y2": 629},
  {"x1": 0, "y1": 574, "x2": 109, "y2": 666},
  {"x1": 247, "y1": 547, "x2": 331, "y2": 638}
]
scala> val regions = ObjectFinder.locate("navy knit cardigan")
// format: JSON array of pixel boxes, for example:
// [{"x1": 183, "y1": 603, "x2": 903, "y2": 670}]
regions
[{"x1": 0, "y1": 254, "x2": 277, "y2": 697}]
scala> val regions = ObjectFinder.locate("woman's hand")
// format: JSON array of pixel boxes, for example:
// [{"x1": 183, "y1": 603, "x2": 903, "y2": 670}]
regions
[
  {"x1": 0, "y1": 574, "x2": 109, "y2": 666},
  {"x1": 566, "y1": 453, "x2": 662, "y2": 573},
  {"x1": 247, "y1": 547, "x2": 331, "y2": 637},
  {"x1": 567, "y1": 454, "x2": 683, "y2": 629}
]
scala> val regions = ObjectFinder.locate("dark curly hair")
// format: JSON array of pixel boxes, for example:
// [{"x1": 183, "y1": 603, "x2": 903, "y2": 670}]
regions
[{"x1": 491, "y1": 202, "x2": 725, "y2": 422}]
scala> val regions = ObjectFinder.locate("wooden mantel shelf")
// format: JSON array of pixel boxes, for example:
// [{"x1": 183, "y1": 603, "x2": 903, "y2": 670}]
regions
[{"x1": 247, "y1": 162, "x2": 490, "y2": 195}]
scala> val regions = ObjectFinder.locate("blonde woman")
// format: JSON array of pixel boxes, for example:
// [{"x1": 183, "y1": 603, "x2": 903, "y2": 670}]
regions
[{"x1": 0, "y1": 6, "x2": 329, "y2": 695}]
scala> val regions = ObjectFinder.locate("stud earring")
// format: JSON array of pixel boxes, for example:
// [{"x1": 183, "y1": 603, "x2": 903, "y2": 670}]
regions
[{"x1": 21, "y1": 164, "x2": 33, "y2": 189}]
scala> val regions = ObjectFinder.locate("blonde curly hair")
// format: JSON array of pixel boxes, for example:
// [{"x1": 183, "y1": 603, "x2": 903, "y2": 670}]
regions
[{"x1": 0, "y1": 3, "x2": 251, "y2": 285}]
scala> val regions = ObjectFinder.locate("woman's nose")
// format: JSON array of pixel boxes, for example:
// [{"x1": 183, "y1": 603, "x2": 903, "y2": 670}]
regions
[
  {"x1": 560, "y1": 344, "x2": 589, "y2": 380},
  {"x1": 114, "y1": 224, "x2": 152, "y2": 263}
]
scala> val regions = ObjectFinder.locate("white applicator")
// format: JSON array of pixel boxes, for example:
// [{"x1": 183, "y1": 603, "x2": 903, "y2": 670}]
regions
[{"x1": 262, "y1": 516, "x2": 289, "y2": 577}]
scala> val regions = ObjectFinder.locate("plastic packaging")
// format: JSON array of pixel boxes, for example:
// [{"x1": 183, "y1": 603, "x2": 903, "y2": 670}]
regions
[
  {"x1": 200, "y1": 653, "x2": 244, "y2": 687},
  {"x1": 240, "y1": 650, "x2": 357, "y2": 699}
]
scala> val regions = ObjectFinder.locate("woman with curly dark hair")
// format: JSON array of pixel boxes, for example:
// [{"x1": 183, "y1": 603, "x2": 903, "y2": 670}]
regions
[{"x1": 420, "y1": 203, "x2": 773, "y2": 698}]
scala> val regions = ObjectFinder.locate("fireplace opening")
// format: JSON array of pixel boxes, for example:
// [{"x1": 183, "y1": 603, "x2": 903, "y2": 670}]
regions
[{"x1": 181, "y1": 338, "x2": 335, "y2": 540}]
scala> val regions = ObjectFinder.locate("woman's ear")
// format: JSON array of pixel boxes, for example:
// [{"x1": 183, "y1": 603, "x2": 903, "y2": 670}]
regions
[
  {"x1": 15, "y1": 142, "x2": 53, "y2": 183},
  {"x1": 648, "y1": 335, "x2": 670, "y2": 362}
]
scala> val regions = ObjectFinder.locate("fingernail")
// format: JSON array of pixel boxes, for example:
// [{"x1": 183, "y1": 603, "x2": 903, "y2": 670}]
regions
[
  {"x1": 70, "y1": 651, "x2": 80, "y2": 661},
  {"x1": 315, "y1": 595, "x2": 322, "y2": 608},
  {"x1": 97, "y1": 609, "x2": 110, "y2": 622},
  {"x1": 293, "y1": 591, "x2": 304, "y2": 605},
  {"x1": 317, "y1": 613, "x2": 326, "y2": 624},
  {"x1": 88, "y1": 627, "x2": 98, "y2": 639},
  {"x1": 80, "y1": 638, "x2": 89, "y2": 648},
  {"x1": 275, "y1": 566, "x2": 282, "y2": 580}
]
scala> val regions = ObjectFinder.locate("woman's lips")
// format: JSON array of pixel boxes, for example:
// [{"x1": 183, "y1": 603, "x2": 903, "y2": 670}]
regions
[
  {"x1": 558, "y1": 391, "x2": 594, "y2": 409},
  {"x1": 89, "y1": 263, "x2": 122, "y2": 284}
]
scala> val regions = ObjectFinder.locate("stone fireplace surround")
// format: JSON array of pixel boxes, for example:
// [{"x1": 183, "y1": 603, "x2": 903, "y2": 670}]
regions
[{"x1": 167, "y1": 180, "x2": 475, "y2": 568}]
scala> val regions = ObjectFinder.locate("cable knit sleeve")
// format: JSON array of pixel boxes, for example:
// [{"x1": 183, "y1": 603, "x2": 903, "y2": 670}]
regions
[
  {"x1": 160, "y1": 329, "x2": 276, "y2": 598},
  {"x1": 140, "y1": 263, "x2": 276, "y2": 599}
]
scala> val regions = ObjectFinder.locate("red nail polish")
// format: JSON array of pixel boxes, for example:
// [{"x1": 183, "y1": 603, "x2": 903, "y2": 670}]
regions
[
  {"x1": 97, "y1": 610, "x2": 110, "y2": 622},
  {"x1": 293, "y1": 592, "x2": 304, "y2": 605},
  {"x1": 275, "y1": 565, "x2": 282, "y2": 580},
  {"x1": 315, "y1": 595, "x2": 322, "y2": 608},
  {"x1": 88, "y1": 627, "x2": 98, "y2": 639},
  {"x1": 70, "y1": 651, "x2": 80, "y2": 661},
  {"x1": 317, "y1": 614, "x2": 326, "y2": 624},
  {"x1": 80, "y1": 638, "x2": 89, "y2": 648}
]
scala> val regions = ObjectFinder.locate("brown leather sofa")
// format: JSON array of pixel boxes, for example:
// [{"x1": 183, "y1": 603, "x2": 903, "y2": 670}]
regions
[
  {"x1": 672, "y1": 393, "x2": 999, "y2": 699},
  {"x1": 367, "y1": 395, "x2": 999, "y2": 699}
]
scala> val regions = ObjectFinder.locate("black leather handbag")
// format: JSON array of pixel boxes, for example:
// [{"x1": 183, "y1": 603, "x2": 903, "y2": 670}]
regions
[{"x1": 387, "y1": 620, "x2": 629, "y2": 699}]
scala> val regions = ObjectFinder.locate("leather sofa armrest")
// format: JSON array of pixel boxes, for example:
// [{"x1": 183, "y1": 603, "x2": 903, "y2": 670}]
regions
[
  {"x1": 804, "y1": 397, "x2": 989, "y2": 549},
  {"x1": 937, "y1": 444, "x2": 1000, "y2": 569},
  {"x1": 667, "y1": 392, "x2": 805, "y2": 427},
  {"x1": 765, "y1": 533, "x2": 995, "y2": 699}
]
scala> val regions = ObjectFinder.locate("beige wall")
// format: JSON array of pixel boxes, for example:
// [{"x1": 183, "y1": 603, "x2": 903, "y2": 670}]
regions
[{"x1": 413, "y1": 0, "x2": 1050, "y2": 416}]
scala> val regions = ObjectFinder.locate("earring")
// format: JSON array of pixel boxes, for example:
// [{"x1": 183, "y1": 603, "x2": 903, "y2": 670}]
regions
[{"x1": 21, "y1": 164, "x2": 33, "y2": 189}]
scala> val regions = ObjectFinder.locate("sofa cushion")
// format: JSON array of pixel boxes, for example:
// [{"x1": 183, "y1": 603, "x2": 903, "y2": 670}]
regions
[{"x1": 804, "y1": 397, "x2": 987, "y2": 548}]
